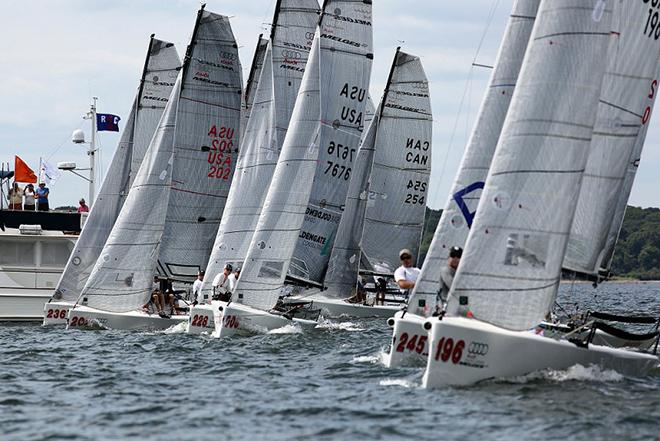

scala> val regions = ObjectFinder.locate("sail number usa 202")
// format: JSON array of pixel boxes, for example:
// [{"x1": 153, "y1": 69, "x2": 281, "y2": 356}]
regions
[{"x1": 207, "y1": 124, "x2": 235, "y2": 180}]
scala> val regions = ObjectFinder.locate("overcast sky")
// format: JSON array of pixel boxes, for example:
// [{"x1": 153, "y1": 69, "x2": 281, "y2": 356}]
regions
[{"x1": 1, "y1": 0, "x2": 659, "y2": 210}]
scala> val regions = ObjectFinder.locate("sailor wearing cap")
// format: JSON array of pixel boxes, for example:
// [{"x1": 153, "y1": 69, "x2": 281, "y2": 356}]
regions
[
  {"x1": 212, "y1": 263, "x2": 233, "y2": 301},
  {"x1": 394, "y1": 249, "x2": 421, "y2": 295},
  {"x1": 439, "y1": 246, "x2": 462, "y2": 303},
  {"x1": 192, "y1": 270, "x2": 205, "y2": 305}
]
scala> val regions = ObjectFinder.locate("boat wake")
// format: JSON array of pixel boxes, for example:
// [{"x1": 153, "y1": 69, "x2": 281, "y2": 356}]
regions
[
  {"x1": 503, "y1": 364, "x2": 625, "y2": 384},
  {"x1": 161, "y1": 321, "x2": 189, "y2": 335},
  {"x1": 352, "y1": 348, "x2": 389, "y2": 365},
  {"x1": 315, "y1": 319, "x2": 365, "y2": 332},
  {"x1": 379, "y1": 378, "x2": 418, "y2": 388},
  {"x1": 268, "y1": 324, "x2": 303, "y2": 334}
]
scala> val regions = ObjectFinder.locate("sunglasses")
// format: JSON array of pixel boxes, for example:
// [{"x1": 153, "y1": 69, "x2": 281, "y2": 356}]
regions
[{"x1": 400, "y1": 255, "x2": 412, "y2": 260}]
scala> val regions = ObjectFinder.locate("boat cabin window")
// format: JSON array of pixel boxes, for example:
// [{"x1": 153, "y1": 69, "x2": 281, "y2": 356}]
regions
[
  {"x1": 41, "y1": 241, "x2": 74, "y2": 268},
  {"x1": 0, "y1": 240, "x2": 36, "y2": 266}
]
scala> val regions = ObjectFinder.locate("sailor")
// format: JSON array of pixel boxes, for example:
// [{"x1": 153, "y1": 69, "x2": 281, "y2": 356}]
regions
[
  {"x1": 394, "y1": 249, "x2": 421, "y2": 297},
  {"x1": 212, "y1": 263, "x2": 232, "y2": 301},
  {"x1": 191, "y1": 270, "x2": 205, "y2": 305},
  {"x1": 439, "y1": 246, "x2": 462, "y2": 303},
  {"x1": 228, "y1": 267, "x2": 240, "y2": 293}
]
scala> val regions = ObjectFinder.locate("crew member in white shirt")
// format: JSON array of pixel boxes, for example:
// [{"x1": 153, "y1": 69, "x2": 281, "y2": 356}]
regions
[
  {"x1": 212, "y1": 264, "x2": 232, "y2": 301},
  {"x1": 394, "y1": 248, "x2": 421, "y2": 296},
  {"x1": 227, "y1": 267, "x2": 240, "y2": 293},
  {"x1": 192, "y1": 270, "x2": 205, "y2": 305}
]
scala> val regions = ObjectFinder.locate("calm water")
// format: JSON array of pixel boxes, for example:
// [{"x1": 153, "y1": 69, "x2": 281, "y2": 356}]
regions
[{"x1": 2, "y1": 282, "x2": 659, "y2": 441}]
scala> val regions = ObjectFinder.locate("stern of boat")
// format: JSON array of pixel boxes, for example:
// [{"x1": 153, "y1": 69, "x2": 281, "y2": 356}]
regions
[
  {"x1": 43, "y1": 301, "x2": 73, "y2": 326},
  {"x1": 386, "y1": 310, "x2": 428, "y2": 368}
]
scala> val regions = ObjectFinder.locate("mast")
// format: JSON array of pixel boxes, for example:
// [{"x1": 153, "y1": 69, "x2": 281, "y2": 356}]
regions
[
  {"x1": 244, "y1": 33, "x2": 265, "y2": 107},
  {"x1": 180, "y1": 4, "x2": 206, "y2": 93},
  {"x1": 136, "y1": 34, "x2": 156, "y2": 111}
]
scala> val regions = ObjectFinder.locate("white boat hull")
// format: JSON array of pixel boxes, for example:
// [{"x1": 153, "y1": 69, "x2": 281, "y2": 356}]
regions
[
  {"x1": 214, "y1": 302, "x2": 317, "y2": 338},
  {"x1": 294, "y1": 294, "x2": 401, "y2": 319},
  {"x1": 187, "y1": 302, "x2": 222, "y2": 335},
  {"x1": 67, "y1": 305, "x2": 188, "y2": 331},
  {"x1": 0, "y1": 289, "x2": 54, "y2": 321},
  {"x1": 423, "y1": 316, "x2": 659, "y2": 387},
  {"x1": 42, "y1": 301, "x2": 74, "y2": 326},
  {"x1": 386, "y1": 310, "x2": 428, "y2": 368}
]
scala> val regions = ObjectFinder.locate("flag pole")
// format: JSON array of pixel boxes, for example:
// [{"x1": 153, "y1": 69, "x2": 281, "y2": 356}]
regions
[{"x1": 88, "y1": 97, "x2": 97, "y2": 206}]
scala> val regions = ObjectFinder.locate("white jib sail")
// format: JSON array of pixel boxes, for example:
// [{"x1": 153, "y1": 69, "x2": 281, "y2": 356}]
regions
[
  {"x1": 445, "y1": 0, "x2": 613, "y2": 331},
  {"x1": 235, "y1": 0, "x2": 373, "y2": 311},
  {"x1": 80, "y1": 76, "x2": 181, "y2": 313},
  {"x1": 563, "y1": 3, "x2": 660, "y2": 278},
  {"x1": 360, "y1": 50, "x2": 432, "y2": 275},
  {"x1": 157, "y1": 10, "x2": 243, "y2": 282},
  {"x1": 407, "y1": 0, "x2": 540, "y2": 316},
  {"x1": 200, "y1": 0, "x2": 319, "y2": 297},
  {"x1": 53, "y1": 36, "x2": 180, "y2": 303}
]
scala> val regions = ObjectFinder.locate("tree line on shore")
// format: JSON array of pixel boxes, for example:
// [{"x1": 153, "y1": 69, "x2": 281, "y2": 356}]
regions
[{"x1": 419, "y1": 205, "x2": 660, "y2": 280}]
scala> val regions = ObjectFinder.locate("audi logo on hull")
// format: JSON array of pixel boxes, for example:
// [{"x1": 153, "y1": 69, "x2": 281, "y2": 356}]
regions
[{"x1": 467, "y1": 342, "x2": 489, "y2": 356}]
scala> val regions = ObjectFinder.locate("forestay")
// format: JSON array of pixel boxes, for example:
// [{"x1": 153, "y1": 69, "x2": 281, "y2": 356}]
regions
[
  {"x1": 360, "y1": 50, "x2": 432, "y2": 275},
  {"x1": 158, "y1": 9, "x2": 243, "y2": 281},
  {"x1": 201, "y1": 0, "x2": 319, "y2": 297},
  {"x1": 289, "y1": 0, "x2": 374, "y2": 284},
  {"x1": 53, "y1": 36, "x2": 180, "y2": 303},
  {"x1": 407, "y1": 0, "x2": 540, "y2": 316},
  {"x1": 236, "y1": 0, "x2": 373, "y2": 311},
  {"x1": 445, "y1": 0, "x2": 613, "y2": 330},
  {"x1": 563, "y1": 2, "x2": 660, "y2": 278}
]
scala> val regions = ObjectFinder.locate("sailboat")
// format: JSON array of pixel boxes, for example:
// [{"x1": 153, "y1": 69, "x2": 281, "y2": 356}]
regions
[
  {"x1": 386, "y1": 0, "x2": 540, "y2": 367},
  {"x1": 423, "y1": 0, "x2": 660, "y2": 387},
  {"x1": 43, "y1": 35, "x2": 180, "y2": 326},
  {"x1": 290, "y1": 47, "x2": 433, "y2": 318},
  {"x1": 204, "y1": 0, "x2": 373, "y2": 337},
  {"x1": 187, "y1": 0, "x2": 319, "y2": 334},
  {"x1": 66, "y1": 6, "x2": 243, "y2": 331}
]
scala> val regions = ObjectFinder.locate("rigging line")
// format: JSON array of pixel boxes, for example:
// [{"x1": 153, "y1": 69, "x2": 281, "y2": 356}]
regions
[
  {"x1": 431, "y1": 0, "x2": 501, "y2": 209},
  {"x1": 45, "y1": 120, "x2": 85, "y2": 162}
]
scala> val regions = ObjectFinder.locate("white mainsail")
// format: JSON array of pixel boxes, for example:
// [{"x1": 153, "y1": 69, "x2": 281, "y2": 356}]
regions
[
  {"x1": 80, "y1": 8, "x2": 242, "y2": 312},
  {"x1": 360, "y1": 50, "x2": 432, "y2": 275},
  {"x1": 407, "y1": 0, "x2": 540, "y2": 316},
  {"x1": 563, "y1": 2, "x2": 660, "y2": 279},
  {"x1": 288, "y1": 1, "x2": 374, "y2": 284},
  {"x1": 241, "y1": 35, "x2": 269, "y2": 137},
  {"x1": 53, "y1": 36, "x2": 180, "y2": 303},
  {"x1": 157, "y1": 9, "x2": 243, "y2": 281},
  {"x1": 445, "y1": 0, "x2": 613, "y2": 330},
  {"x1": 131, "y1": 38, "x2": 182, "y2": 183},
  {"x1": 201, "y1": 0, "x2": 319, "y2": 296},
  {"x1": 235, "y1": 0, "x2": 373, "y2": 310}
]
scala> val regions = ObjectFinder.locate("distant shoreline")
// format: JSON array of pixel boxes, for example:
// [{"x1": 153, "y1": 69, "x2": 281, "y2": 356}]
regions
[{"x1": 560, "y1": 279, "x2": 660, "y2": 284}]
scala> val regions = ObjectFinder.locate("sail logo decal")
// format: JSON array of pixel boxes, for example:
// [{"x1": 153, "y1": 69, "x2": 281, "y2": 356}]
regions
[
  {"x1": 452, "y1": 181, "x2": 485, "y2": 228},
  {"x1": 320, "y1": 33, "x2": 361, "y2": 48}
]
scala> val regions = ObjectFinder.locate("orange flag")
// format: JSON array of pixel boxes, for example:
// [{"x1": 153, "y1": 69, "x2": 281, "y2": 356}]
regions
[{"x1": 14, "y1": 156, "x2": 37, "y2": 183}]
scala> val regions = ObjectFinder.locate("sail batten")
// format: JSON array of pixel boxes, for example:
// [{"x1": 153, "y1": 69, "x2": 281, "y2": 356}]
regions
[{"x1": 445, "y1": 0, "x2": 614, "y2": 331}]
